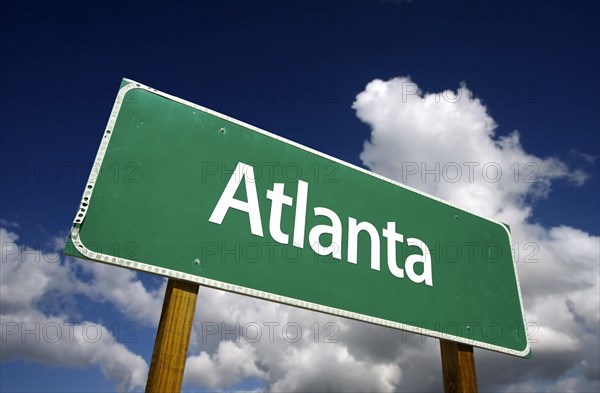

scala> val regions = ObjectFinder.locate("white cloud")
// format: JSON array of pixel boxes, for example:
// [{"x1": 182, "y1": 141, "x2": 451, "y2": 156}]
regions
[
  {"x1": 184, "y1": 340, "x2": 267, "y2": 388},
  {"x1": 269, "y1": 343, "x2": 401, "y2": 393},
  {"x1": 0, "y1": 227, "x2": 158, "y2": 392},
  {"x1": 569, "y1": 149, "x2": 599, "y2": 164},
  {"x1": 75, "y1": 260, "x2": 166, "y2": 326},
  {"x1": 0, "y1": 310, "x2": 147, "y2": 392},
  {"x1": 354, "y1": 77, "x2": 587, "y2": 219},
  {"x1": 183, "y1": 286, "x2": 409, "y2": 392},
  {"x1": 352, "y1": 76, "x2": 599, "y2": 392},
  {"x1": 0, "y1": 218, "x2": 20, "y2": 228}
]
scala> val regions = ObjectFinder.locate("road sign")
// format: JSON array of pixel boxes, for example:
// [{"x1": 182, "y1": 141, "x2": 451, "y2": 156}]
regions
[{"x1": 65, "y1": 78, "x2": 530, "y2": 357}]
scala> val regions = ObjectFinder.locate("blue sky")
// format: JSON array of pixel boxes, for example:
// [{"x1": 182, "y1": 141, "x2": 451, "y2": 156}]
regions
[{"x1": 1, "y1": 1, "x2": 599, "y2": 392}]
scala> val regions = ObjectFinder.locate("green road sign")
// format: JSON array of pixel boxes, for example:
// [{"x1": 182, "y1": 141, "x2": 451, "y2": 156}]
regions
[{"x1": 65, "y1": 78, "x2": 530, "y2": 357}]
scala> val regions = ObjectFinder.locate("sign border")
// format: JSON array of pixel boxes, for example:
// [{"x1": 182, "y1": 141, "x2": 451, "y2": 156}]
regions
[{"x1": 68, "y1": 78, "x2": 531, "y2": 357}]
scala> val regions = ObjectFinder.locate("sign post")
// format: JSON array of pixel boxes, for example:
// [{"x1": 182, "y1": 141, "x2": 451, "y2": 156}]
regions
[
  {"x1": 64, "y1": 78, "x2": 530, "y2": 391},
  {"x1": 145, "y1": 279, "x2": 199, "y2": 392},
  {"x1": 440, "y1": 339, "x2": 478, "y2": 393}
]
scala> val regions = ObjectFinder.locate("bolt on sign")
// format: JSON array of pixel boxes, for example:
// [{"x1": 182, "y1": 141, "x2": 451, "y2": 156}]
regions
[{"x1": 65, "y1": 79, "x2": 530, "y2": 357}]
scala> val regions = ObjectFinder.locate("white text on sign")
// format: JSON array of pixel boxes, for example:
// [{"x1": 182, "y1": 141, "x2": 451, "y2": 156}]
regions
[{"x1": 209, "y1": 162, "x2": 433, "y2": 286}]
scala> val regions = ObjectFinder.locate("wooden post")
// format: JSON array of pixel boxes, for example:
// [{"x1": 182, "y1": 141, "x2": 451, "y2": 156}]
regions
[
  {"x1": 146, "y1": 279, "x2": 199, "y2": 393},
  {"x1": 439, "y1": 339, "x2": 478, "y2": 393}
]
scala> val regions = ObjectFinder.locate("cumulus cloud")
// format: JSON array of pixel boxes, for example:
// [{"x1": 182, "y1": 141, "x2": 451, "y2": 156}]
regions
[
  {"x1": 0, "y1": 227, "x2": 161, "y2": 392},
  {"x1": 75, "y1": 259, "x2": 166, "y2": 326},
  {"x1": 184, "y1": 286, "x2": 408, "y2": 392},
  {"x1": 352, "y1": 76, "x2": 599, "y2": 392},
  {"x1": 270, "y1": 343, "x2": 401, "y2": 392},
  {"x1": 354, "y1": 77, "x2": 588, "y2": 220},
  {"x1": 184, "y1": 340, "x2": 267, "y2": 388}
]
